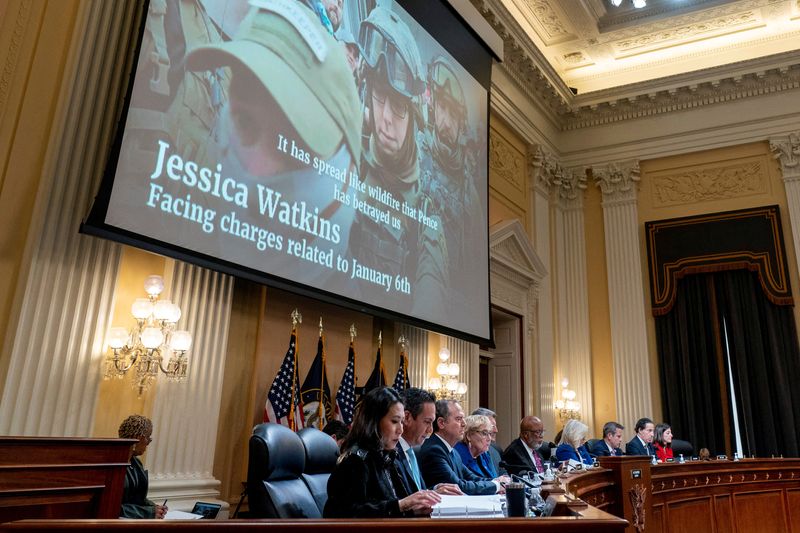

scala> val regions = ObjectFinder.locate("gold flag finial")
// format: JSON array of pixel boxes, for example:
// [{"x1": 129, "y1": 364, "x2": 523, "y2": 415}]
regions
[
  {"x1": 349, "y1": 324, "x2": 357, "y2": 342},
  {"x1": 378, "y1": 331, "x2": 382, "y2": 347},
  {"x1": 291, "y1": 309, "x2": 302, "y2": 327},
  {"x1": 398, "y1": 335, "x2": 407, "y2": 351},
  {"x1": 319, "y1": 317, "x2": 324, "y2": 336}
]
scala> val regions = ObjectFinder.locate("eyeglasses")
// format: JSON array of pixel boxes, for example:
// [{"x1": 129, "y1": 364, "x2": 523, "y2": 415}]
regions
[
  {"x1": 359, "y1": 23, "x2": 423, "y2": 97},
  {"x1": 474, "y1": 430, "x2": 491, "y2": 438},
  {"x1": 371, "y1": 87, "x2": 408, "y2": 120}
]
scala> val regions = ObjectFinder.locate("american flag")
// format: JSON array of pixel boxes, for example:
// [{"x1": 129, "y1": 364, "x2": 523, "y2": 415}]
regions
[
  {"x1": 264, "y1": 329, "x2": 304, "y2": 430},
  {"x1": 335, "y1": 342, "x2": 357, "y2": 426},
  {"x1": 392, "y1": 351, "x2": 410, "y2": 393}
]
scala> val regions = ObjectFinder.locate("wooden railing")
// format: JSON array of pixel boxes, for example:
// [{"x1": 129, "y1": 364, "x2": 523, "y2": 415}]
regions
[
  {"x1": 0, "y1": 437, "x2": 135, "y2": 522},
  {"x1": 558, "y1": 456, "x2": 800, "y2": 533}
]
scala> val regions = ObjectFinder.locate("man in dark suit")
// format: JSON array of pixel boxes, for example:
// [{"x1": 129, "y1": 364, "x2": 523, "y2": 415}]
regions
[
  {"x1": 502, "y1": 416, "x2": 547, "y2": 476},
  {"x1": 626, "y1": 417, "x2": 656, "y2": 456},
  {"x1": 418, "y1": 400, "x2": 509, "y2": 495},
  {"x1": 591, "y1": 421, "x2": 625, "y2": 457},
  {"x1": 396, "y1": 388, "x2": 461, "y2": 495}
]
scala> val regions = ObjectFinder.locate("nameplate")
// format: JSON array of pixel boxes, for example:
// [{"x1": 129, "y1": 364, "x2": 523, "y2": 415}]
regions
[{"x1": 631, "y1": 469, "x2": 642, "y2": 479}]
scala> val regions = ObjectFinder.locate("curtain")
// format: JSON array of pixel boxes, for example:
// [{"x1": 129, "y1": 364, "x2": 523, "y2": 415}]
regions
[
  {"x1": 714, "y1": 270, "x2": 800, "y2": 457},
  {"x1": 656, "y1": 274, "x2": 730, "y2": 456},
  {"x1": 656, "y1": 270, "x2": 800, "y2": 457}
]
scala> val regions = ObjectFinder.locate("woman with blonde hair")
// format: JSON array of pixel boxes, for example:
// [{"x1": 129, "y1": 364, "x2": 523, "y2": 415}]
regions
[
  {"x1": 554, "y1": 419, "x2": 593, "y2": 466},
  {"x1": 454, "y1": 415, "x2": 497, "y2": 478}
]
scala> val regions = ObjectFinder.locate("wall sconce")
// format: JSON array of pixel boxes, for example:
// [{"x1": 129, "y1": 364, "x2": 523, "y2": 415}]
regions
[
  {"x1": 427, "y1": 347, "x2": 467, "y2": 401},
  {"x1": 554, "y1": 378, "x2": 581, "y2": 420},
  {"x1": 103, "y1": 275, "x2": 192, "y2": 395}
]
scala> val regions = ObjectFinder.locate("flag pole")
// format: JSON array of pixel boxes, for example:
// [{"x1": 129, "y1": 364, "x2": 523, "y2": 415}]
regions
[
  {"x1": 318, "y1": 317, "x2": 325, "y2": 429},
  {"x1": 290, "y1": 309, "x2": 302, "y2": 431},
  {"x1": 350, "y1": 324, "x2": 357, "y2": 387}
]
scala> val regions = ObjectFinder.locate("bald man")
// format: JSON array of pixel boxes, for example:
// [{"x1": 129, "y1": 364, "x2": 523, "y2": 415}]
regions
[{"x1": 501, "y1": 416, "x2": 547, "y2": 476}]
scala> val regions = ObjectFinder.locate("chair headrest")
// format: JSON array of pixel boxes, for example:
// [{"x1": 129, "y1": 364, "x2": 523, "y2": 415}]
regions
[
  {"x1": 671, "y1": 439, "x2": 694, "y2": 457},
  {"x1": 249, "y1": 423, "x2": 305, "y2": 481},
  {"x1": 298, "y1": 427, "x2": 339, "y2": 474}
]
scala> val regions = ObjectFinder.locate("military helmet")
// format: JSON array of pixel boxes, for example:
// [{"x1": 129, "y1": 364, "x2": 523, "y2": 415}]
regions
[
  {"x1": 358, "y1": 7, "x2": 425, "y2": 98},
  {"x1": 186, "y1": 0, "x2": 361, "y2": 162},
  {"x1": 428, "y1": 55, "x2": 467, "y2": 128}
]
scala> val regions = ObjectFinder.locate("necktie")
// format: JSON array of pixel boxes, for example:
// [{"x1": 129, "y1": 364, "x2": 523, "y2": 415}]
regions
[
  {"x1": 533, "y1": 450, "x2": 543, "y2": 473},
  {"x1": 406, "y1": 448, "x2": 422, "y2": 490}
]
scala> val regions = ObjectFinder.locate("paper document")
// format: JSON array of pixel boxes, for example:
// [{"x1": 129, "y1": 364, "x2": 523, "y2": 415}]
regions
[
  {"x1": 164, "y1": 510, "x2": 203, "y2": 519},
  {"x1": 432, "y1": 494, "x2": 505, "y2": 518}
]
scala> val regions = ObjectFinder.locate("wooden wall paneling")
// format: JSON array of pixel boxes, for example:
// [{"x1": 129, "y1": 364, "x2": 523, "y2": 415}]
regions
[
  {"x1": 732, "y1": 490, "x2": 787, "y2": 533},
  {"x1": 786, "y1": 489, "x2": 800, "y2": 533},
  {"x1": 664, "y1": 496, "x2": 714, "y2": 533},
  {"x1": 712, "y1": 494, "x2": 733, "y2": 533}
]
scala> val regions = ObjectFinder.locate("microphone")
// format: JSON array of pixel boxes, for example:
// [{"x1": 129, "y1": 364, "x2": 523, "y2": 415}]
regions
[{"x1": 510, "y1": 473, "x2": 538, "y2": 489}]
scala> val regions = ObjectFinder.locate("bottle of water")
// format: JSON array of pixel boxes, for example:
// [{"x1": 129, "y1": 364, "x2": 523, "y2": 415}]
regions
[{"x1": 678, "y1": 454, "x2": 685, "y2": 464}]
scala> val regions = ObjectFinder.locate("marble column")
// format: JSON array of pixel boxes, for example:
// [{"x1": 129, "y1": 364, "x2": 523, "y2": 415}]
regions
[
  {"x1": 592, "y1": 161, "x2": 653, "y2": 429},
  {"x1": 147, "y1": 262, "x2": 234, "y2": 509},
  {"x1": 527, "y1": 146, "x2": 555, "y2": 431},
  {"x1": 770, "y1": 132, "x2": 800, "y2": 280},
  {"x1": 0, "y1": 0, "x2": 133, "y2": 436},
  {"x1": 553, "y1": 167, "x2": 593, "y2": 430}
]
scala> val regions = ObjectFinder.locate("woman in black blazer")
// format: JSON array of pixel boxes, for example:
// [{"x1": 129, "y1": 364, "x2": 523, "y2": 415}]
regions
[{"x1": 324, "y1": 387, "x2": 441, "y2": 518}]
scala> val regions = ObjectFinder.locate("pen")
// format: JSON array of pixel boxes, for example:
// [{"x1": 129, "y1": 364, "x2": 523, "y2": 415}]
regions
[{"x1": 163, "y1": 499, "x2": 168, "y2": 506}]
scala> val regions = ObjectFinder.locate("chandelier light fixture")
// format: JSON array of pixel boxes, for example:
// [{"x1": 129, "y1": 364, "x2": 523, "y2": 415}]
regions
[
  {"x1": 554, "y1": 378, "x2": 581, "y2": 421},
  {"x1": 103, "y1": 275, "x2": 192, "y2": 395},
  {"x1": 427, "y1": 347, "x2": 467, "y2": 401}
]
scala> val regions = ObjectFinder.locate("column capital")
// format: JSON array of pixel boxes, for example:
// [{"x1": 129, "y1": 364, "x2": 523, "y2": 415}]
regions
[
  {"x1": 592, "y1": 160, "x2": 641, "y2": 203},
  {"x1": 769, "y1": 132, "x2": 800, "y2": 182},
  {"x1": 529, "y1": 145, "x2": 587, "y2": 202}
]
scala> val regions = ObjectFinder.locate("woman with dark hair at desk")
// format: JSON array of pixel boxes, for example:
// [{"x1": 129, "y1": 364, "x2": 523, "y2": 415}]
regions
[
  {"x1": 324, "y1": 387, "x2": 441, "y2": 518},
  {"x1": 555, "y1": 419, "x2": 593, "y2": 467},
  {"x1": 118, "y1": 414, "x2": 167, "y2": 519},
  {"x1": 654, "y1": 423, "x2": 674, "y2": 462}
]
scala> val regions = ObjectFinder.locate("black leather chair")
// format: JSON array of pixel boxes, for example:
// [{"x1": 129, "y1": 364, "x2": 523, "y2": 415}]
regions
[
  {"x1": 297, "y1": 427, "x2": 339, "y2": 514},
  {"x1": 586, "y1": 438, "x2": 601, "y2": 456},
  {"x1": 247, "y1": 423, "x2": 320, "y2": 518},
  {"x1": 671, "y1": 439, "x2": 694, "y2": 458}
]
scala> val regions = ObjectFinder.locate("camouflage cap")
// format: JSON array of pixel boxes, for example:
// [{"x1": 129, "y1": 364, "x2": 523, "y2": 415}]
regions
[{"x1": 187, "y1": 0, "x2": 361, "y2": 162}]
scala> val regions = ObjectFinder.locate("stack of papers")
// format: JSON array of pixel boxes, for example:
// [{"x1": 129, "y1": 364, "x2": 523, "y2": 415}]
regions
[{"x1": 431, "y1": 495, "x2": 505, "y2": 518}]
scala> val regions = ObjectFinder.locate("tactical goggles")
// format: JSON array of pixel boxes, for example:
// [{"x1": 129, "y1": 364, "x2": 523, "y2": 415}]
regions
[{"x1": 359, "y1": 23, "x2": 424, "y2": 98}]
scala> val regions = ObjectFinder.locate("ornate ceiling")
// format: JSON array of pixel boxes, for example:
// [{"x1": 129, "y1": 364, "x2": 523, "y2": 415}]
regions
[
  {"x1": 475, "y1": 0, "x2": 800, "y2": 129},
  {"x1": 499, "y1": 0, "x2": 800, "y2": 94}
]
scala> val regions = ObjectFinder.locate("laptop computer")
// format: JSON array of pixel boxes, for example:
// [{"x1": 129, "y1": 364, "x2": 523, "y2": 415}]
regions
[{"x1": 190, "y1": 501, "x2": 222, "y2": 519}]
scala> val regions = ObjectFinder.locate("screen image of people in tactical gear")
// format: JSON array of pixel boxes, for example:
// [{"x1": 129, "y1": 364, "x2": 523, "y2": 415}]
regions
[{"x1": 104, "y1": 0, "x2": 489, "y2": 340}]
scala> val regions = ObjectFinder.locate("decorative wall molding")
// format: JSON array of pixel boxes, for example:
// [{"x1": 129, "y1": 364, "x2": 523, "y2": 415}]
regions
[
  {"x1": 0, "y1": 0, "x2": 32, "y2": 123},
  {"x1": 650, "y1": 160, "x2": 767, "y2": 206},
  {"x1": 490, "y1": 220, "x2": 549, "y2": 426},
  {"x1": 490, "y1": 131, "x2": 526, "y2": 191},
  {"x1": 565, "y1": 63, "x2": 800, "y2": 130}
]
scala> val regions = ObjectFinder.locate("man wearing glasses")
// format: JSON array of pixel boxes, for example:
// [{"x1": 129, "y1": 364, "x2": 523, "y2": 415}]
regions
[
  {"x1": 348, "y1": 6, "x2": 447, "y2": 313},
  {"x1": 502, "y1": 416, "x2": 547, "y2": 476}
]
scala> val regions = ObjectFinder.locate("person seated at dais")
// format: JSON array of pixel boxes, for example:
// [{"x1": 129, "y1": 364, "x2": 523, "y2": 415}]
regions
[
  {"x1": 591, "y1": 421, "x2": 625, "y2": 457},
  {"x1": 324, "y1": 387, "x2": 441, "y2": 518},
  {"x1": 626, "y1": 417, "x2": 656, "y2": 456},
  {"x1": 454, "y1": 415, "x2": 498, "y2": 479},
  {"x1": 555, "y1": 419, "x2": 593, "y2": 467},
  {"x1": 654, "y1": 423, "x2": 674, "y2": 462},
  {"x1": 118, "y1": 415, "x2": 167, "y2": 519}
]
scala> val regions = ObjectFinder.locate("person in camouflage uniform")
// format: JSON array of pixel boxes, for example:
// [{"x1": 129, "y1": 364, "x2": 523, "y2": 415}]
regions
[
  {"x1": 348, "y1": 6, "x2": 447, "y2": 314},
  {"x1": 419, "y1": 56, "x2": 482, "y2": 310}
]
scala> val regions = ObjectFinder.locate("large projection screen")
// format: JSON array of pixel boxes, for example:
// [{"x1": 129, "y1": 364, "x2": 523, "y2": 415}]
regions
[{"x1": 84, "y1": 0, "x2": 492, "y2": 343}]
